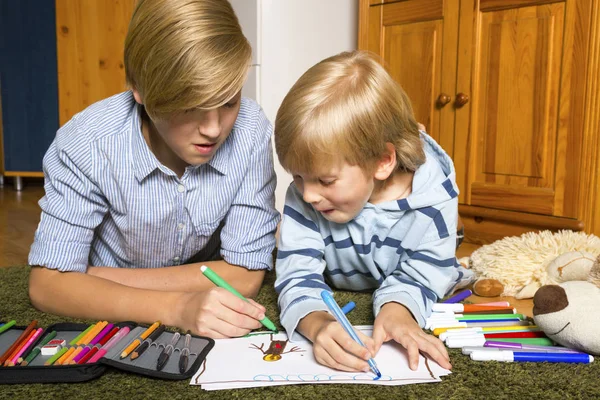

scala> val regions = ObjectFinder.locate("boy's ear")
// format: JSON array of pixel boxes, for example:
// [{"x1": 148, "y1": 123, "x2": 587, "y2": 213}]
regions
[
  {"x1": 131, "y1": 88, "x2": 144, "y2": 105},
  {"x1": 373, "y1": 142, "x2": 397, "y2": 181}
]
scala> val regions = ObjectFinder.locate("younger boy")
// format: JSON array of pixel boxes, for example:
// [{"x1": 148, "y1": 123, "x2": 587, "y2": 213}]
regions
[
  {"x1": 274, "y1": 51, "x2": 473, "y2": 372},
  {"x1": 28, "y1": 0, "x2": 280, "y2": 339}
]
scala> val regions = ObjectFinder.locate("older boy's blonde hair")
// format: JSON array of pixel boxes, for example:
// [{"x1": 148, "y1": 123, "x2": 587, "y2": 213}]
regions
[
  {"x1": 125, "y1": 0, "x2": 251, "y2": 119},
  {"x1": 275, "y1": 50, "x2": 425, "y2": 176}
]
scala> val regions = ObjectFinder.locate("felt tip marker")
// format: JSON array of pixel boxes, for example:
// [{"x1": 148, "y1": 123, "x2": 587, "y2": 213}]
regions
[
  {"x1": 462, "y1": 346, "x2": 579, "y2": 355},
  {"x1": 484, "y1": 341, "x2": 583, "y2": 353},
  {"x1": 470, "y1": 350, "x2": 594, "y2": 363},
  {"x1": 200, "y1": 265, "x2": 277, "y2": 332},
  {"x1": 442, "y1": 289, "x2": 472, "y2": 304},
  {"x1": 321, "y1": 291, "x2": 381, "y2": 379},
  {"x1": 432, "y1": 303, "x2": 516, "y2": 313}
]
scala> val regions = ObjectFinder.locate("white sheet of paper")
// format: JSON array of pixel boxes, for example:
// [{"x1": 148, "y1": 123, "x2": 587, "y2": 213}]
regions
[{"x1": 190, "y1": 325, "x2": 450, "y2": 390}]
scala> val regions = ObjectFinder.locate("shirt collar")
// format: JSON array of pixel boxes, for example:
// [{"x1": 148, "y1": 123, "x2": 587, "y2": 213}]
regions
[
  {"x1": 130, "y1": 101, "x2": 232, "y2": 180},
  {"x1": 130, "y1": 103, "x2": 161, "y2": 182}
]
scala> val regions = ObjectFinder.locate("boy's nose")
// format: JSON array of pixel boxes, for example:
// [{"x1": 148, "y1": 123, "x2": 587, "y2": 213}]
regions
[
  {"x1": 197, "y1": 109, "x2": 221, "y2": 138},
  {"x1": 302, "y1": 185, "x2": 322, "y2": 205}
]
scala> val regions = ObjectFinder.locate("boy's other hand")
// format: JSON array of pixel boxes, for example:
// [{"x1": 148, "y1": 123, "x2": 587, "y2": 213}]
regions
[
  {"x1": 372, "y1": 302, "x2": 451, "y2": 371},
  {"x1": 176, "y1": 288, "x2": 266, "y2": 338},
  {"x1": 299, "y1": 311, "x2": 376, "y2": 373}
]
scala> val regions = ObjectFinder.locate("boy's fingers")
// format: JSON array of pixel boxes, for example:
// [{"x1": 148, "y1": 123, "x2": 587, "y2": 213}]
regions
[
  {"x1": 405, "y1": 341, "x2": 421, "y2": 371},
  {"x1": 314, "y1": 347, "x2": 360, "y2": 372},
  {"x1": 326, "y1": 340, "x2": 370, "y2": 372},
  {"x1": 218, "y1": 290, "x2": 265, "y2": 321},
  {"x1": 247, "y1": 298, "x2": 267, "y2": 313},
  {"x1": 371, "y1": 325, "x2": 387, "y2": 352}
]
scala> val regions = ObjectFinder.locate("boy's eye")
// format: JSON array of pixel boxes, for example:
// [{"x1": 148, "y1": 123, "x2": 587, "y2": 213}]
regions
[
  {"x1": 319, "y1": 179, "x2": 335, "y2": 186},
  {"x1": 222, "y1": 101, "x2": 238, "y2": 109}
]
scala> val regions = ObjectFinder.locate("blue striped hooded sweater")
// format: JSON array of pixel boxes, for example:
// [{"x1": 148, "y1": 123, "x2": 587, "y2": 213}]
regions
[{"x1": 274, "y1": 133, "x2": 474, "y2": 341}]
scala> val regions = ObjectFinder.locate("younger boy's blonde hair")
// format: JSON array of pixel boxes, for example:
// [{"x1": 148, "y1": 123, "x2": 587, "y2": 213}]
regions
[
  {"x1": 125, "y1": 0, "x2": 251, "y2": 120},
  {"x1": 275, "y1": 50, "x2": 425, "y2": 176}
]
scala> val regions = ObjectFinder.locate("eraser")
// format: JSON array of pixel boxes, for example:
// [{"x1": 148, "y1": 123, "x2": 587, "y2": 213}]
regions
[
  {"x1": 41, "y1": 344, "x2": 62, "y2": 356},
  {"x1": 47, "y1": 339, "x2": 66, "y2": 347}
]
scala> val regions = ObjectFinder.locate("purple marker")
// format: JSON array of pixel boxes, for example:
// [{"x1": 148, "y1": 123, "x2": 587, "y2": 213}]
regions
[
  {"x1": 484, "y1": 341, "x2": 583, "y2": 353},
  {"x1": 442, "y1": 289, "x2": 472, "y2": 304}
]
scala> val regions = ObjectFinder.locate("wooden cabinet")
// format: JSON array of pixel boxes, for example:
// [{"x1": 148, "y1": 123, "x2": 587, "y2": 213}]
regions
[
  {"x1": 0, "y1": 0, "x2": 134, "y2": 189},
  {"x1": 360, "y1": 0, "x2": 600, "y2": 241}
]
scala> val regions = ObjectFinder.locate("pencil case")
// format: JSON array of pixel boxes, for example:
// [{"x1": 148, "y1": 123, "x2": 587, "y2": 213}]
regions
[{"x1": 0, "y1": 322, "x2": 214, "y2": 384}]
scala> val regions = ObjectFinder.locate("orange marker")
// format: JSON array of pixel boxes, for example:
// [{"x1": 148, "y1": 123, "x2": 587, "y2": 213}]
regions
[
  {"x1": 64, "y1": 346, "x2": 83, "y2": 364},
  {"x1": 56, "y1": 347, "x2": 76, "y2": 365},
  {"x1": 78, "y1": 321, "x2": 108, "y2": 345},
  {"x1": 120, "y1": 321, "x2": 160, "y2": 359}
]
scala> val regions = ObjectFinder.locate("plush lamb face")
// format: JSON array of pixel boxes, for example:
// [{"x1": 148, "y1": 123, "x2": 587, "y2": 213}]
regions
[{"x1": 533, "y1": 280, "x2": 600, "y2": 355}]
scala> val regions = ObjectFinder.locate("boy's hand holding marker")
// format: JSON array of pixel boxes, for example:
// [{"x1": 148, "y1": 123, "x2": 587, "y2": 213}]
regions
[
  {"x1": 299, "y1": 311, "x2": 377, "y2": 373},
  {"x1": 174, "y1": 265, "x2": 276, "y2": 339},
  {"x1": 176, "y1": 289, "x2": 267, "y2": 339}
]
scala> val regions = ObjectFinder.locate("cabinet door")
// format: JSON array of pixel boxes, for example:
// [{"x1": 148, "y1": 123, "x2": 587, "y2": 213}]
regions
[
  {"x1": 359, "y1": 0, "x2": 460, "y2": 156},
  {"x1": 456, "y1": 0, "x2": 592, "y2": 218},
  {"x1": 56, "y1": 0, "x2": 135, "y2": 126},
  {"x1": 0, "y1": 0, "x2": 59, "y2": 174}
]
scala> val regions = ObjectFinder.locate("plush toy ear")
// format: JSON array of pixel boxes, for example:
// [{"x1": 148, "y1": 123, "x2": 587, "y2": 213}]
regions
[{"x1": 589, "y1": 255, "x2": 600, "y2": 287}]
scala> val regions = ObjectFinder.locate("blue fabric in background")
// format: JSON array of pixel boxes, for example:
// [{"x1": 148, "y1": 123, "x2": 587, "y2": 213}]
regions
[{"x1": 0, "y1": 0, "x2": 59, "y2": 172}]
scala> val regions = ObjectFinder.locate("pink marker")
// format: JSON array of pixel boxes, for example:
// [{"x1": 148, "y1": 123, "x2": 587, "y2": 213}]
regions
[{"x1": 87, "y1": 326, "x2": 130, "y2": 364}]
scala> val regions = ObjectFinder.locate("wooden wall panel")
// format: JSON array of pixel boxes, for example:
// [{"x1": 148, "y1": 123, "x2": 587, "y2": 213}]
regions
[{"x1": 56, "y1": 0, "x2": 135, "y2": 126}]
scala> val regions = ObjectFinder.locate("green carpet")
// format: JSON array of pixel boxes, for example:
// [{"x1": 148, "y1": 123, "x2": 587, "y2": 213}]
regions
[{"x1": 0, "y1": 266, "x2": 597, "y2": 399}]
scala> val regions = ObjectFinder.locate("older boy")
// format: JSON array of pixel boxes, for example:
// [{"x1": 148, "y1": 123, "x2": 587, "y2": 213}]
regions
[{"x1": 28, "y1": 0, "x2": 279, "y2": 339}]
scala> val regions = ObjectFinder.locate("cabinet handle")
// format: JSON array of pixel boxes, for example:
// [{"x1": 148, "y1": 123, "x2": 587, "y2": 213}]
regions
[
  {"x1": 455, "y1": 93, "x2": 469, "y2": 107},
  {"x1": 437, "y1": 93, "x2": 451, "y2": 107}
]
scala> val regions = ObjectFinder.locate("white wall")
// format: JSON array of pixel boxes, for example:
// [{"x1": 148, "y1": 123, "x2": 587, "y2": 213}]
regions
[{"x1": 260, "y1": 0, "x2": 358, "y2": 212}]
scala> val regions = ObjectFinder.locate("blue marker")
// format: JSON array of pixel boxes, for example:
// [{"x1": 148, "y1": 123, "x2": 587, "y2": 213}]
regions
[
  {"x1": 470, "y1": 350, "x2": 594, "y2": 364},
  {"x1": 321, "y1": 291, "x2": 381, "y2": 379},
  {"x1": 341, "y1": 301, "x2": 356, "y2": 315}
]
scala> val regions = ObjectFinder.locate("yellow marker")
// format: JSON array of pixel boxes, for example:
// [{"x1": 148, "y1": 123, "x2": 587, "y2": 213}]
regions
[
  {"x1": 120, "y1": 321, "x2": 160, "y2": 359},
  {"x1": 433, "y1": 325, "x2": 539, "y2": 336}
]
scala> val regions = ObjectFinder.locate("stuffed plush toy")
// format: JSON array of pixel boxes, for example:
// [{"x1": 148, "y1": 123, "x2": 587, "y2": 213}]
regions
[
  {"x1": 532, "y1": 257, "x2": 600, "y2": 355},
  {"x1": 465, "y1": 230, "x2": 600, "y2": 299}
]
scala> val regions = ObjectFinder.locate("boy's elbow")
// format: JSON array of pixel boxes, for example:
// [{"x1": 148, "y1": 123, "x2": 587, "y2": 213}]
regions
[
  {"x1": 28, "y1": 267, "x2": 58, "y2": 312},
  {"x1": 238, "y1": 269, "x2": 266, "y2": 299}
]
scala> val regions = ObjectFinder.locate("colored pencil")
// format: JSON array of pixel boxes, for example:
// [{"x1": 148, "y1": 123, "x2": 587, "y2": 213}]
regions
[
  {"x1": 7, "y1": 328, "x2": 43, "y2": 366},
  {"x1": 121, "y1": 322, "x2": 160, "y2": 359},
  {"x1": 21, "y1": 330, "x2": 57, "y2": 366},
  {"x1": 0, "y1": 320, "x2": 37, "y2": 365}
]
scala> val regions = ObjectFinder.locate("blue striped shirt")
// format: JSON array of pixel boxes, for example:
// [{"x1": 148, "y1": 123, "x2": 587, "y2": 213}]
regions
[
  {"x1": 29, "y1": 91, "x2": 280, "y2": 272},
  {"x1": 275, "y1": 133, "x2": 474, "y2": 341}
]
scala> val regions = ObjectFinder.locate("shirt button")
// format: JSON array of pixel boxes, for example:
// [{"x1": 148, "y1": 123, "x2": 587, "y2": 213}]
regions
[
  {"x1": 177, "y1": 223, "x2": 185, "y2": 230},
  {"x1": 177, "y1": 184, "x2": 185, "y2": 193},
  {"x1": 173, "y1": 256, "x2": 180, "y2": 262}
]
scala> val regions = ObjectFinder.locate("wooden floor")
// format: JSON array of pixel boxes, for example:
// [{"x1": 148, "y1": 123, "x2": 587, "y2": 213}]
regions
[
  {"x1": 0, "y1": 178, "x2": 45, "y2": 268},
  {"x1": 0, "y1": 177, "x2": 534, "y2": 316}
]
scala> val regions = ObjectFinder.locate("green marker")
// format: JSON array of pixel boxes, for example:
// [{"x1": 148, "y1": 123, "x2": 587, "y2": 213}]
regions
[
  {"x1": 45, "y1": 347, "x2": 68, "y2": 366},
  {"x1": 200, "y1": 265, "x2": 278, "y2": 332},
  {"x1": 0, "y1": 320, "x2": 16, "y2": 335},
  {"x1": 69, "y1": 324, "x2": 94, "y2": 345},
  {"x1": 22, "y1": 330, "x2": 57, "y2": 366},
  {"x1": 492, "y1": 338, "x2": 554, "y2": 346}
]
